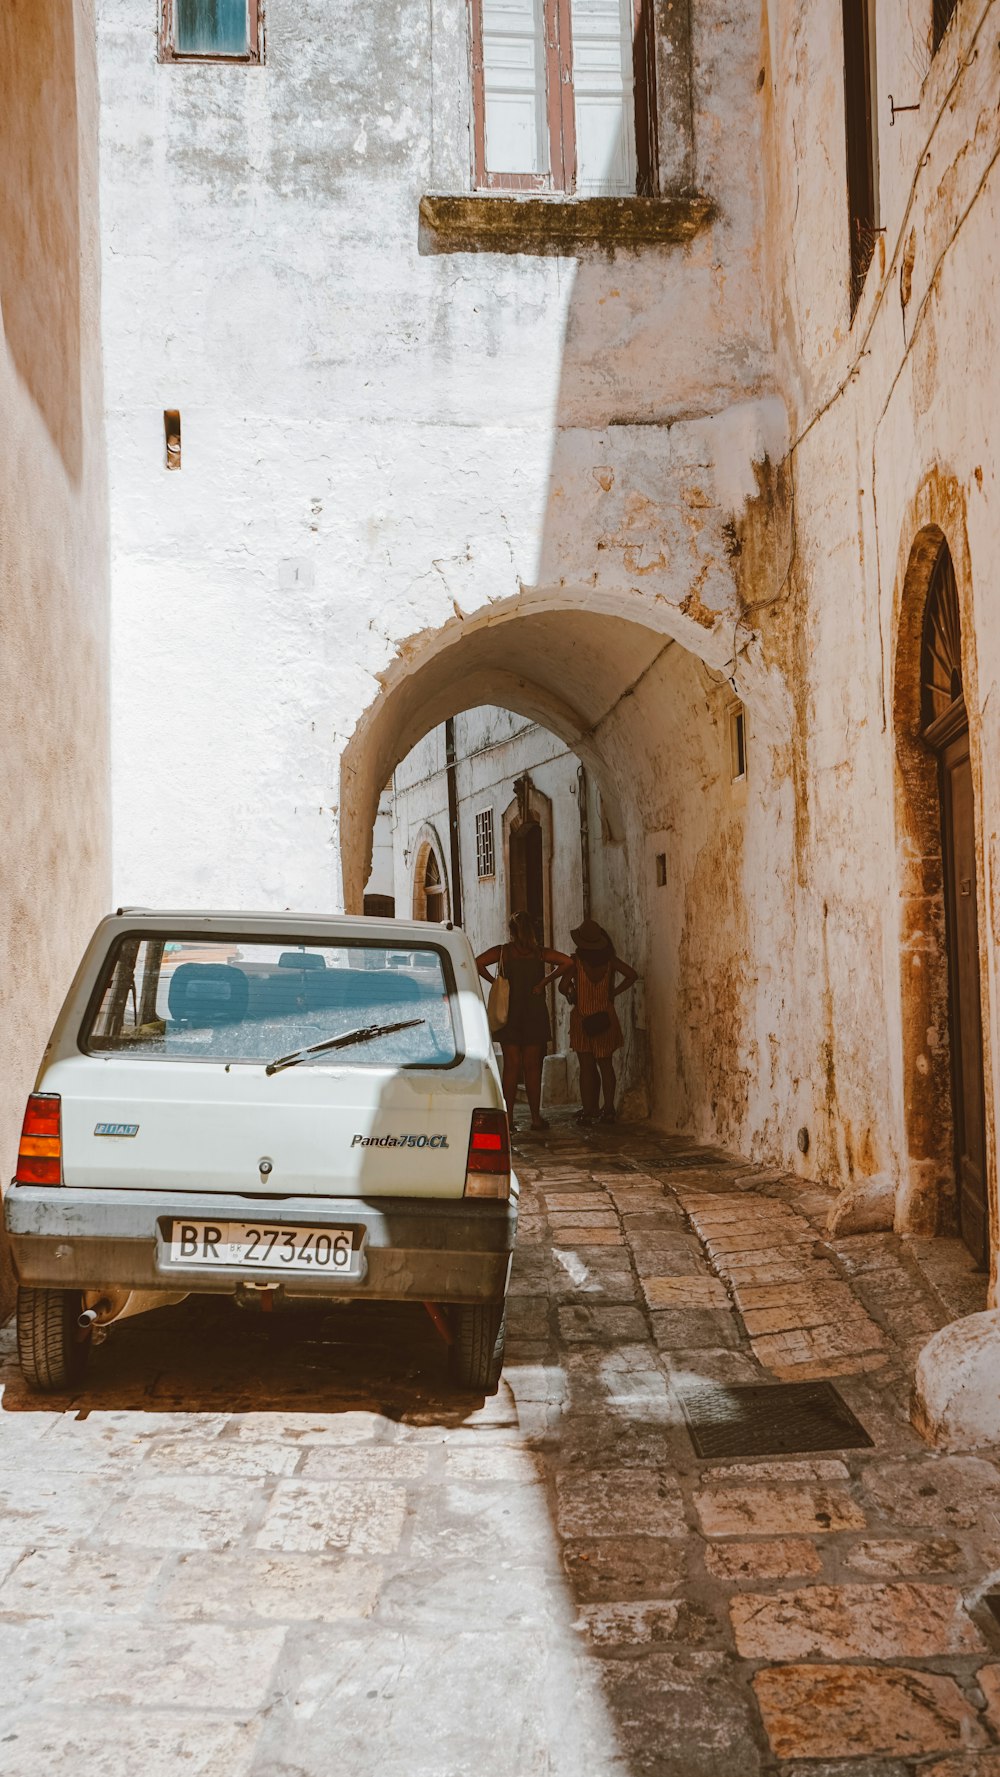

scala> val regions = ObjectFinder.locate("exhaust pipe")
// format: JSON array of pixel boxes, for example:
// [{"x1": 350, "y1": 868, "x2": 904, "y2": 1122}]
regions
[{"x1": 78, "y1": 1288, "x2": 190, "y2": 1329}]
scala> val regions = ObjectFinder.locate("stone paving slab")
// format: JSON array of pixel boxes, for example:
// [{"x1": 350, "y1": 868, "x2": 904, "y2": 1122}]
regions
[
  {"x1": 704, "y1": 1536, "x2": 823, "y2": 1580},
  {"x1": 731, "y1": 1579, "x2": 987, "y2": 1659},
  {"x1": 753, "y1": 1663, "x2": 987, "y2": 1760},
  {"x1": 0, "y1": 1718, "x2": 262, "y2": 1777},
  {"x1": 0, "y1": 1117, "x2": 997, "y2": 1776}
]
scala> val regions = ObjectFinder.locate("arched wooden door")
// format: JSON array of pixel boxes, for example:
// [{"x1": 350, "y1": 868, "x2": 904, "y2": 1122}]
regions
[
  {"x1": 921, "y1": 544, "x2": 987, "y2": 1263},
  {"x1": 422, "y1": 850, "x2": 446, "y2": 923}
]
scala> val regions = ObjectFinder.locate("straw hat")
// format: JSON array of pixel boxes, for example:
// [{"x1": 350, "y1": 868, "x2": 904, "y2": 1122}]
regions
[{"x1": 570, "y1": 919, "x2": 611, "y2": 953}]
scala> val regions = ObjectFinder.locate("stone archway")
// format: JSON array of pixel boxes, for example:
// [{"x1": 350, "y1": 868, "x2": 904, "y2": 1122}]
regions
[
  {"x1": 890, "y1": 486, "x2": 992, "y2": 1251},
  {"x1": 339, "y1": 595, "x2": 798, "y2": 1150}
]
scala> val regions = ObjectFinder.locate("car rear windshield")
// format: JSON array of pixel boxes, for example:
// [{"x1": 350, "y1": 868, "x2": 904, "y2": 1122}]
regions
[{"x1": 83, "y1": 936, "x2": 461, "y2": 1068}]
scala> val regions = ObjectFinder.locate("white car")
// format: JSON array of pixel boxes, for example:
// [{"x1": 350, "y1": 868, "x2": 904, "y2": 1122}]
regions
[{"x1": 5, "y1": 911, "x2": 516, "y2": 1394}]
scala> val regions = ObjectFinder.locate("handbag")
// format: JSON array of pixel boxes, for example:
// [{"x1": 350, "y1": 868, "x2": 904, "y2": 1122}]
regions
[
  {"x1": 582, "y1": 1009, "x2": 612, "y2": 1037},
  {"x1": 487, "y1": 948, "x2": 510, "y2": 1034}
]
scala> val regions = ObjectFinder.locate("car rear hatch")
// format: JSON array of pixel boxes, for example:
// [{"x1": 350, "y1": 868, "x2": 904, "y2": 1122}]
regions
[{"x1": 50, "y1": 929, "x2": 495, "y2": 1200}]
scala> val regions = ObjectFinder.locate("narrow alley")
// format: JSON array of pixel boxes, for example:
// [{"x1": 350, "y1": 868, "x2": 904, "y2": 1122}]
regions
[{"x1": 2, "y1": 1119, "x2": 998, "y2": 1777}]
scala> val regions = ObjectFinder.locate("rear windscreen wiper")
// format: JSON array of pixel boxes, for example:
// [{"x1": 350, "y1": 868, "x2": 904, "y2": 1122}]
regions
[{"x1": 265, "y1": 1018, "x2": 426, "y2": 1076}]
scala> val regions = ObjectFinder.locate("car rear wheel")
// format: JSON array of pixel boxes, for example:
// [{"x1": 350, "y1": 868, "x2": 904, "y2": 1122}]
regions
[
  {"x1": 449, "y1": 1301, "x2": 506, "y2": 1394},
  {"x1": 16, "y1": 1287, "x2": 91, "y2": 1392}
]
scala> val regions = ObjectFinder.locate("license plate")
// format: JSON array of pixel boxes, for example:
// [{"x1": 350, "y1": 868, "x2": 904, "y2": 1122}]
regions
[{"x1": 168, "y1": 1219, "x2": 356, "y2": 1273}]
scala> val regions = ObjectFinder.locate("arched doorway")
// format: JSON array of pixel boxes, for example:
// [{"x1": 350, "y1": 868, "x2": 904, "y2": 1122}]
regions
[
  {"x1": 411, "y1": 828, "x2": 450, "y2": 923},
  {"x1": 420, "y1": 850, "x2": 445, "y2": 922},
  {"x1": 920, "y1": 543, "x2": 987, "y2": 1262}
]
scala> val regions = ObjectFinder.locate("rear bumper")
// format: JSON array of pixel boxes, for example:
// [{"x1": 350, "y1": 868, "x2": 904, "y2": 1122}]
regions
[{"x1": 4, "y1": 1184, "x2": 518, "y2": 1305}]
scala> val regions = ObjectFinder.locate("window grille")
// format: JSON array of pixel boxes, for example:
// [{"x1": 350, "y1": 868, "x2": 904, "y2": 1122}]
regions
[{"x1": 476, "y1": 808, "x2": 496, "y2": 879}]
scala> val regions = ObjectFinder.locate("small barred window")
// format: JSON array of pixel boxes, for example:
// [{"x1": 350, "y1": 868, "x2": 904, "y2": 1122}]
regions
[{"x1": 476, "y1": 808, "x2": 496, "y2": 879}]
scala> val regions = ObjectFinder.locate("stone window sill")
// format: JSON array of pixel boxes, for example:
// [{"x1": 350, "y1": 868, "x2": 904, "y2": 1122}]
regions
[{"x1": 418, "y1": 193, "x2": 714, "y2": 256}]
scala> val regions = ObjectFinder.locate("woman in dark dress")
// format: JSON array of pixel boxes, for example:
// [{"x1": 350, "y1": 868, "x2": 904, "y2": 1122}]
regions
[{"x1": 477, "y1": 913, "x2": 571, "y2": 1132}]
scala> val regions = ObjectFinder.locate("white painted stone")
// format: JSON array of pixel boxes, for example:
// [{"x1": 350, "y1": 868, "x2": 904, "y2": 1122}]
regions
[
  {"x1": 542, "y1": 1052, "x2": 571, "y2": 1106},
  {"x1": 827, "y1": 1174, "x2": 897, "y2": 1237},
  {"x1": 913, "y1": 1312, "x2": 1000, "y2": 1451}
]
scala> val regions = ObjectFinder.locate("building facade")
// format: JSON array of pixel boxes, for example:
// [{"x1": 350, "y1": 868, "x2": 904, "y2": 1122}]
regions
[{"x1": 93, "y1": 0, "x2": 1000, "y2": 1408}]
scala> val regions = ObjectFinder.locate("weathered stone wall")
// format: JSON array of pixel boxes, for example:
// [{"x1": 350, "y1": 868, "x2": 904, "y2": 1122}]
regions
[
  {"x1": 756, "y1": 0, "x2": 1000, "y2": 1279},
  {"x1": 0, "y1": 0, "x2": 110, "y2": 1307}
]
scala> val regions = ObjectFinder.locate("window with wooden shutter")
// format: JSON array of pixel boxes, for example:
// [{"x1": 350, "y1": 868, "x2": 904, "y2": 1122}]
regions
[
  {"x1": 572, "y1": 0, "x2": 636, "y2": 195},
  {"x1": 841, "y1": 0, "x2": 879, "y2": 316},
  {"x1": 160, "y1": 0, "x2": 263, "y2": 63},
  {"x1": 468, "y1": 0, "x2": 655, "y2": 194}
]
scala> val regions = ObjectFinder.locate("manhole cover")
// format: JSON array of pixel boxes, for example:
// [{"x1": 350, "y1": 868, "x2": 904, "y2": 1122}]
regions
[{"x1": 678, "y1": 1379, "x2": 873, "y2": 1459}]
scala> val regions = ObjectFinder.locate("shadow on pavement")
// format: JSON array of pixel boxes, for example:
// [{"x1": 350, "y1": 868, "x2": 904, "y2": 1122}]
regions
[{"x1": 0, "y1": 1294, "x2": 482, "y2": 1423}]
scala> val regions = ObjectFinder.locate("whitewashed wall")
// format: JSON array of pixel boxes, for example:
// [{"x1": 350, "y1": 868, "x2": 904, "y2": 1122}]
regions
[
  {"x1": 97, "y1": 0, "x2": 769, "y2": 913},
  {"x1": 365, "y1": 793, "x2": 395, "y2": 902}
]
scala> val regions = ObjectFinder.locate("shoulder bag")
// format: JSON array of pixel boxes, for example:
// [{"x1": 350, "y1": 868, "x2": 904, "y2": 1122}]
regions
[{"x1": 487, "y1": 947, "x2": 510, "y2": 1034}]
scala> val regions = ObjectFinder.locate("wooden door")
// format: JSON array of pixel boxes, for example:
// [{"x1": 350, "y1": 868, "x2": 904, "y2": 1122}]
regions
[
  {"x1": 508, "y1": 820, "x2": 545, "y2": 945},
  {"x1": 941, "y1": 730, "x2": 988, "y2": 1264}
]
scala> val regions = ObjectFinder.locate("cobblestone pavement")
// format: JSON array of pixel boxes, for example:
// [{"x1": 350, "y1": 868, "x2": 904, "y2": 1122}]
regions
[{"x1": 1, "y1": 1119, "x2": 999, "y2": 1775}]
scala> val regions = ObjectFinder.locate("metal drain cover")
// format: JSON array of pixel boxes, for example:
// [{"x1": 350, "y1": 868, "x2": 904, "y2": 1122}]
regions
[{"x1": 678, "y1": 1379, "x2": 873, "y2": 1459}]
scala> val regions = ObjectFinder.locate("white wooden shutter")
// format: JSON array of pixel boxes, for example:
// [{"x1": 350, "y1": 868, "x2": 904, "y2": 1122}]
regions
[
  {"x1": 481, "y1": 0, "x2": 549, "y2": 177},
  {"x1": 571, "y1": 0, "x2": 636, "y2": 195}
]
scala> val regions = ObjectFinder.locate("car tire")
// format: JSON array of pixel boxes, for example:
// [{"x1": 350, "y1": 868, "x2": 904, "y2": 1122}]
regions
[
  {"x1": 16, "y1": 1287, "x2": 91, "y2": 1392},
  {"x1": 449, "y1": 1301, "x2": 506, "y2": 1394}
]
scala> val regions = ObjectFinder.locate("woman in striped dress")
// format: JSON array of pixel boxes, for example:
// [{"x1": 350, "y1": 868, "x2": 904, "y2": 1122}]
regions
[{"x1": 561, "y1": 920, "x2": 638, "y2": 1125}]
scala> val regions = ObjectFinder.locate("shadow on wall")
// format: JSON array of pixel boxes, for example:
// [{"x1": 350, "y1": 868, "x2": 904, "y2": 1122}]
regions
[{"x1": 0, "y1": 0, "x2": 83, "y2": 482}]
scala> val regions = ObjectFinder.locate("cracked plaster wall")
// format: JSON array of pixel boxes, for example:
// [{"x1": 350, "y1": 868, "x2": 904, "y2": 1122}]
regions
[{"x1": 756, "y1": 0, "x2": 1000, "y2": 1275}]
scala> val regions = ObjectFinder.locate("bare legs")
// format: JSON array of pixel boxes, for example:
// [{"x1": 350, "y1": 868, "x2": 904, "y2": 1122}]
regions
[
  {"x1": 577, "y1": 1053, "x2": 617, "y2": 1123},
  {"x1": 578, "y1": 1053, "x2": 600, "y2": 1121},
  {"x1": 501, "y1": 1044, "x2": 522, "y2": 1126},
  {"x1": 597, "y1": 1056, "x2": 617, "y2": 1121},
  {"x1": 500, "y1": 1043, "x2": 547, "y2": 1129},
  {"x1": 522, "y1": 1046, "x2": 546, "y2": 1127}
]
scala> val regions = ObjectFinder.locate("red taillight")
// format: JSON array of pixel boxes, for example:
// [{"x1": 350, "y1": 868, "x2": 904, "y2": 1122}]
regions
[
  {"x1": 15, "y1": 1094, "x2": 62, "y2": 1185},
  {"x1": 465, "y1": 1109, "x2": 511, "y2": 1199}
]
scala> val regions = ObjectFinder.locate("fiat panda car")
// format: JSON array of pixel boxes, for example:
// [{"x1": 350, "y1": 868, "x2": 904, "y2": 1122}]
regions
[{"x1": 5, "y1": 911, "x2": 516, "y2": 1394}]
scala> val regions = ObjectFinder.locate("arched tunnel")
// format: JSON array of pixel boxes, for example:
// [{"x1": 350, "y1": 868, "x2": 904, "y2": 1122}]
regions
[{"x1": 340, "y1": 595, "x2": 801, "y2": 1154}]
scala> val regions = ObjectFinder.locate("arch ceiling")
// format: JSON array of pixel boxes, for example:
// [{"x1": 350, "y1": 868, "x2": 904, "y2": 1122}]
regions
[{"x1": 340, "y1": 604, "x2": 697, "y2": 909}]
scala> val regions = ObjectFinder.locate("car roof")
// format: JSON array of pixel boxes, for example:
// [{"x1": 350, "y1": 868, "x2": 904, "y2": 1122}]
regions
[{"x1": 108, "y1": 909, "x2": 467, "y2": 946}]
